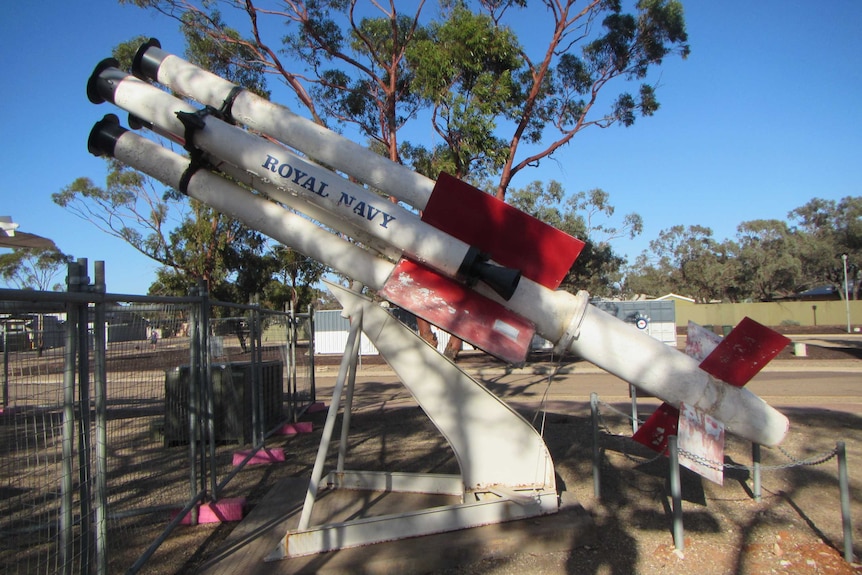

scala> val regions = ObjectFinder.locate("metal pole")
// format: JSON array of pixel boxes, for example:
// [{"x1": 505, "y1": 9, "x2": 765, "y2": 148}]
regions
[
  {"x1": 187, "y1": 286, "x2": 200, "y2": 525},
  {"x1": 60, "y1": 262, "x2": 79, "y2": 575},
  {"x1": 752, "y1": 443, "x2": 762, "y2": 502},
  {"x1": 249, "y1": 306, "x2": 262, "y2": 446},
  {"x1": 591, "y1": 392, "x2": 601, "y2": 500},
  {"x1": 75, "y1": 258, "x2": 94, "y2": 574},
  {"x1": 199, "y1": 286, "x2": 218, "y2": 502},
  {"x1": 255, "y1": 306, "x2": 264, "y2": 444},
  {"x1": 337, "y1": 317, "x2": 363, "y2": 473},
  {"x1": 669, "y1": 435, "x2": 684, "y2": 552},
  {"x1": 289, "y1": 301, "x2": 298, "y2": 422},
  {"x1": 298, "y1": 311, "x2": 363, "y2": 530},
  {"x1": 630, "y1": 384, "x2": 639, "y2": 434},
  {"x1": 93, "y1": 262, "x2": 108, "y2": 575},
  {"x1": 308, "y1": 306, "x2": 316, "y2": 405},
  {"x1": 843, "y1": 254, "x2": 851, "y2": 333},
  {"x1": 3, "y1": 329, "x2": 8, "y2": 410},
  {"x1": 838, "y1": 441, "x2": 854, "y2": 563}
]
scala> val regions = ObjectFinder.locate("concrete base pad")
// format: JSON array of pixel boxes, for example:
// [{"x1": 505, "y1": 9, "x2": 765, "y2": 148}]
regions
[{"x1": 197, "y1": 477, "x2": 595, "y2": 575}]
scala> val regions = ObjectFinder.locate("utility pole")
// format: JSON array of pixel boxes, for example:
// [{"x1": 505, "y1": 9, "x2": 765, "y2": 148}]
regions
[{"x1": 842, "y1": 253, "x2": 851, "y2": 333}]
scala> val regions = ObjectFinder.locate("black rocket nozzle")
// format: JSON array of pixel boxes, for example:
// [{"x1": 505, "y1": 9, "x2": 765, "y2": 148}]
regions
[
  {"x1": 87, "y1": 58, "x2": 126, "y2": 105},
  {"x1": 133, "y1": 38, "x2": 166, "y2": 81},
  {"x1": 88, "y1": 114, "x2": 127, "y2": 157},
  {"x1": 458, "y1": 246, "x2": 521, "y2": 301}
]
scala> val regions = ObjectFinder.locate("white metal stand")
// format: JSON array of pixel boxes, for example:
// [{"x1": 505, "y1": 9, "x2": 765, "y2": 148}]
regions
[{"x1": 268, "y1": 283, "x2": 559, "y2": 560}]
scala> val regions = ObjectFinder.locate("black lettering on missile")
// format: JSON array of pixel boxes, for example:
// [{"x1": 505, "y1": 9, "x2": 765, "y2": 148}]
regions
[
  {"x1": 261, "y1": 154, "x2": 329, "y2": 198},
  {"x1": 263, "y1": 154, "x2": 396, "y2": 229},
  {"x1": 336, "y1": 193, "x2": 397, "y2": 229}
]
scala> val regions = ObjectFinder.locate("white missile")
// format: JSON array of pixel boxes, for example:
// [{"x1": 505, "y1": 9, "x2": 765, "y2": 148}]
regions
[
  {"x1": 131, "y1": 38, "x2": 435, "y2": 211},
  {"x1": 87, "y1": 60, "x2": 522, "y2": 299},
  {"x1": 86, "y1": 46, "x2": 789, "y2": 447}
]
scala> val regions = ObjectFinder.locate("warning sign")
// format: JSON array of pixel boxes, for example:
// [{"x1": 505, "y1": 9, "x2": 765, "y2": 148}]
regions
[{"x1": 677, "y1": 402, "x2": 725, "y2": 485}]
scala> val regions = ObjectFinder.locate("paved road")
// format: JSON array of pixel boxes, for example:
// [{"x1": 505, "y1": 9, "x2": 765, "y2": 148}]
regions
[{"x1": 316, "y1": 360, "x2": 862, "y2": 416}]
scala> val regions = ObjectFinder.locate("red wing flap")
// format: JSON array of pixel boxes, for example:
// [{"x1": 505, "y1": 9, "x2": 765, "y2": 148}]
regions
[
  {"x1": 698, "y1": 317, "x2": 791, "y2": 387},
  {"x1": 379, "y1": 259, "x2": 535, "y2": 364},
  {"x1": 422, "y1": 172, "x2": 585, "y2": 290},
  {"x1": 631, "y1": 402, "x2": 679, "y2": 455}
]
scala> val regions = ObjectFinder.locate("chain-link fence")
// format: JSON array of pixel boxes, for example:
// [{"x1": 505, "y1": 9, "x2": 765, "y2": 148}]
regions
[{"x1": 0, "y1": 260, "x2": 316, "y2": 574}]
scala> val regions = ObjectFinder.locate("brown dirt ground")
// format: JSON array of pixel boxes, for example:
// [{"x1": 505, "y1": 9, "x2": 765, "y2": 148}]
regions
[{"x1": 150, "y1": 328, "x2": 862, "y2": 575}]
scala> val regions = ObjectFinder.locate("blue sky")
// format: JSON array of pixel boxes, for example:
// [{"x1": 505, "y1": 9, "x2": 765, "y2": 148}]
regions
[{"x1": 1, "y1": 1, "x2": 860, "y2": 295}]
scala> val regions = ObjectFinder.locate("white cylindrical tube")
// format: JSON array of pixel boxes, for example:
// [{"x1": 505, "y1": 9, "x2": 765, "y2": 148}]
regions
[
  {"x1": 214, "y1": 161, "x2": 404, "y2": 263},
  {"x1": 470, "y1": 276, "x2": 789, "y2": 446},
  {"x1": 90, "y1": 67, "x2": 470, "y2": 280},
  {"x1": 91, "y1": 117, "x2": 393, "y2": 290},
  {"x1": 569, "y1": 305, "x2": 788, "y2": 446},
  {"x1": 133, "y1": 40, "x2": 435, "y2": 211}
]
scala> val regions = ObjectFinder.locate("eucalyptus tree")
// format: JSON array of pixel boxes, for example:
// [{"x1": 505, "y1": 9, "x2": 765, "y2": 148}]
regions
[
  {"x1": 732, "y1": 219, "x2": 801, "y2": 301},
  {"x1": 789, "y1": 196, "x2": 861, "y2": 300},
  {"x1": 627, "y1": 225, "x2": 738, "y2": 303},
  {"x1": 119, "y1": 0, "x2": 688, "y2": 197},
  {"x1": 0, "y1": 248, "x2": 73, "y2": 291},
  {"x1": 508, "y1": 181, "x2": 641, "y2": 297},
  {"x1": 476, "y1": 0, "x2": 690, "y2": 199}
]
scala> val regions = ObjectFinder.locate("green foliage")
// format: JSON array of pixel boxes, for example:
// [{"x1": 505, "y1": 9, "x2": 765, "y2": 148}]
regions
[
  {"x1": 625, "y1": 197, "x2": 862, "y2": 302},
  {"x1": 789, "y1": 196, "x2": 862, "y2": 299},
  {"x1": 106, "y1": 0, "x2": 691, "y2": 299},
  {"x1": 0, "y1": 248, "x2": 73, "y2": 291},
  {"x1": 405, "y1": 4, "x2": 519, "y2": 179},
  {"x1": 258, "y1": 245, "x2": 327, "y2": 312},
  {"x1": 507, "y1": 181, "x2": 640, "y2": 297}
]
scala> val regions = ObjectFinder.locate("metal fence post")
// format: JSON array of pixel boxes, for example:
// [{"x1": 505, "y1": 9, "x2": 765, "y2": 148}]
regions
[
  {"x1": 250, "y1": 304, "x2": 262, "y2": 446},
  {"x1": 288, "y1": 302, "x2": 298, "y2": 422},
  {"x1": 669, "y1": 435, "x2": 684, "y2": 552},
  {"x1": 76, "y1": 258, "x2": 94, "y2": 572},
  {"x1": 93, "y1": 262, "x2": 108, "y2": 575},
  {"x1": 2, "y1": 329, "x2": 8, "y2": 409},
  {"x1": 199, "y1": 286, "x2": 218, "y2": 501},
  {"x1": 308, "y1": 305, "x2": 316, "y2": 404},
  {"x1": 838, "y1": 441, "x2": 854, "y2": 563},
  {"x1": 752, "y1": 443, "x2": 762, "y2": 502},
  {"x1": 187, "y1": 285, "x2": 200, "y2": 525},
  {"x1": 591, "y1": 392, "x2": 601, "y2": 500},
  {"x1": 60, "y1": 261, "x2": 79, "y2": 575}
]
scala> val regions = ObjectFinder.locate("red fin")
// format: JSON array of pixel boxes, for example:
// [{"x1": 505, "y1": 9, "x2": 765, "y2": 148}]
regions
[
  {"x1": 631, "y1": 402, "x2": 679, "y2": 454},
  {"x1": 698, "y1": 317, "x2": 791, "y2": 387},
  {"x1": 380, "y1": 259, "x2": 535, "y2": 364},
  {"x1": 422, "y1": 172, "x2": 584, "y2": 289}
]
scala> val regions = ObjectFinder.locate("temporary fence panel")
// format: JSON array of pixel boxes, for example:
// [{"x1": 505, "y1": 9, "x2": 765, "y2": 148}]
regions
[
  {"x1": 0, "y1": 280, "x2": 318, "y2": 575},
  {"x1": 98, "y1": 302, "x2": 196, "y2": 573}
]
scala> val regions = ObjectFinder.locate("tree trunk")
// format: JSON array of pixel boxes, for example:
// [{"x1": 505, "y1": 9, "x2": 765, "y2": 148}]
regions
[
  {"x1": 416, "y1": 318, "x2": 437, "y2": 348},
  {"x1": 444, "y1": 335, "x2": 463, "y2": 360}
]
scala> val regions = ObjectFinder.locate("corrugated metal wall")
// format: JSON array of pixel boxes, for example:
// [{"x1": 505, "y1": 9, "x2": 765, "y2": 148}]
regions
[
  {"x1": 591, "y1": 300, "x2": 677, "y2": 345},
  {"x1": 314, "y1": 309, "x2": 379, "y2": 355}
]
